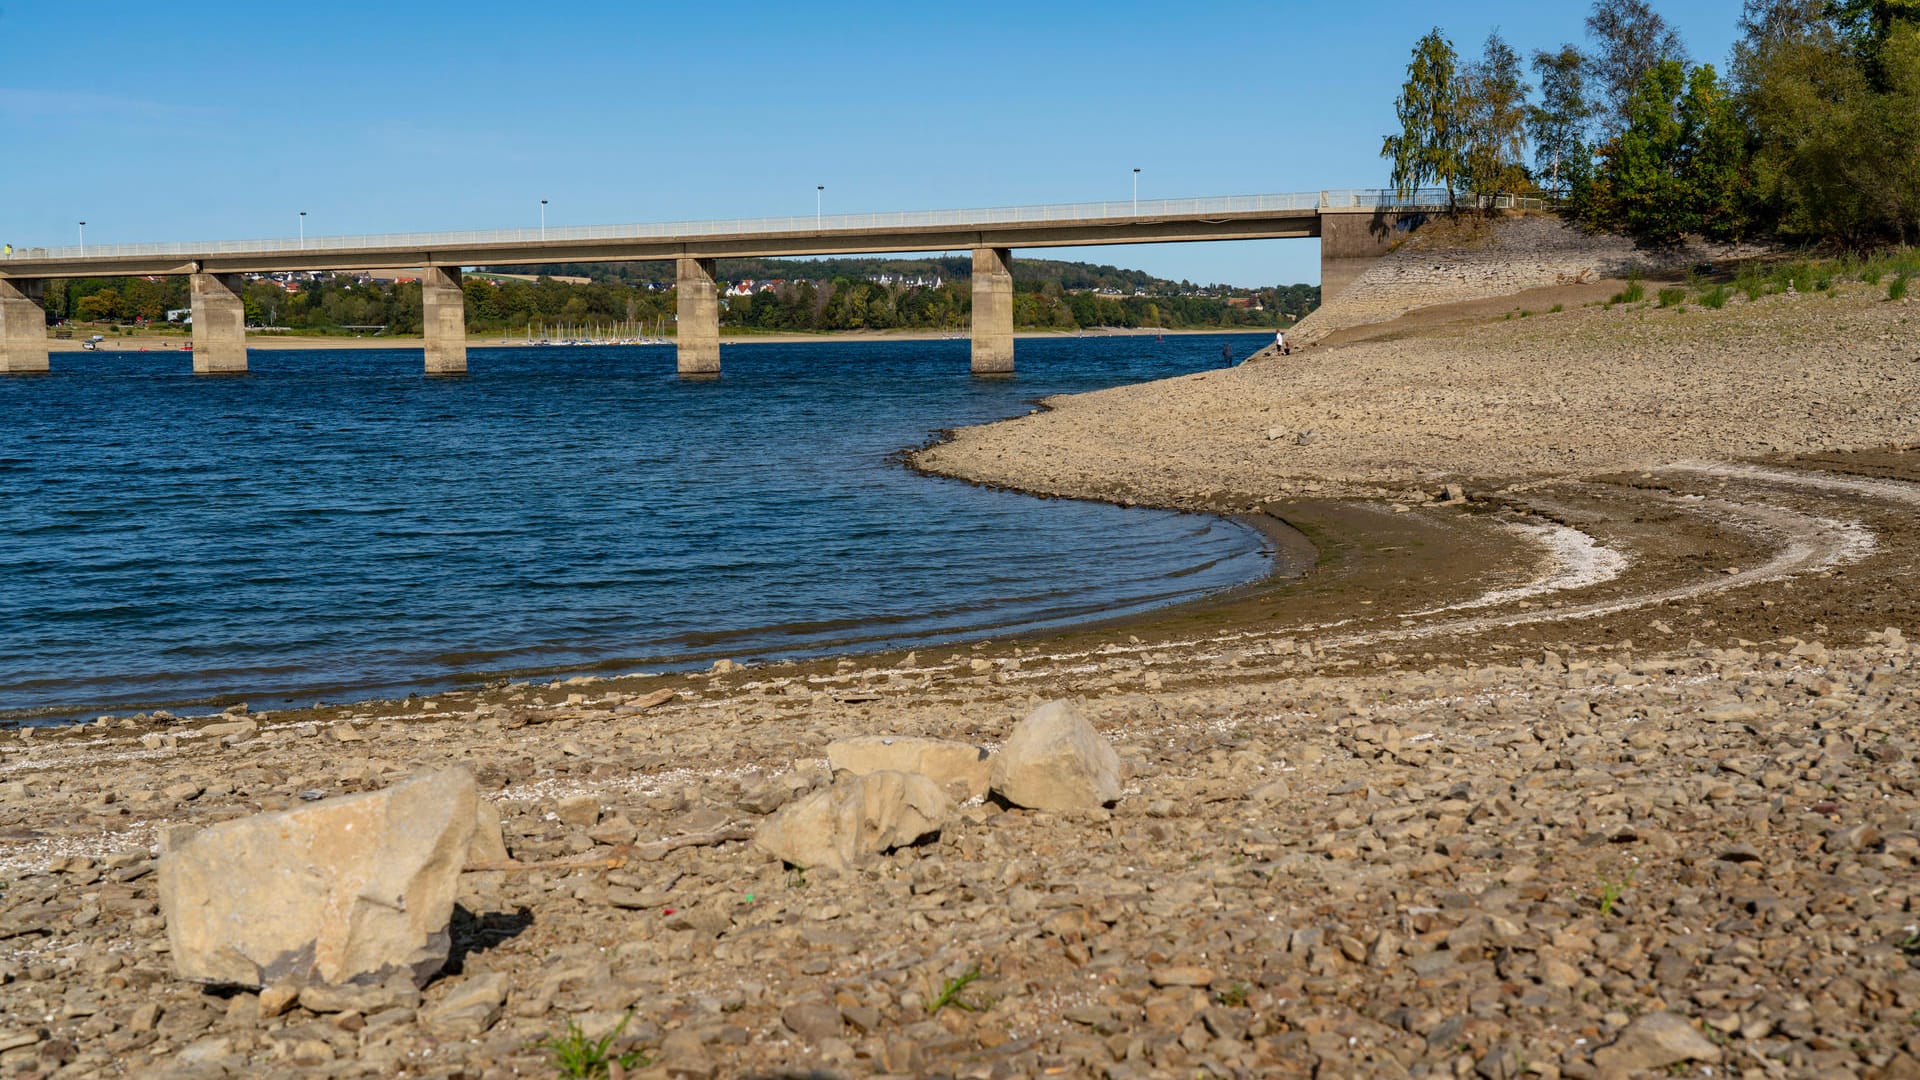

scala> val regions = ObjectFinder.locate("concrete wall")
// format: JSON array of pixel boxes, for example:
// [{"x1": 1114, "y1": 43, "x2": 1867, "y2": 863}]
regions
[
  {"x1": 970, "y1": 247, "x2": 1014, "y2": 375},
  {"x1": 1319, "y1": 210, "x2": 1416, "y2": 306},
  {"x1": 0, "y1": 278, "x2": 49, "y2": 374},
  {"x1": 422, "y1": 266, "x2": 466, "y2": 375},
  {"x1": 676, "y1": 257, "x2": 720, "y2": 375},
  {"x1": 190, "y1": 272, "x2": 248, "y2": 374}
]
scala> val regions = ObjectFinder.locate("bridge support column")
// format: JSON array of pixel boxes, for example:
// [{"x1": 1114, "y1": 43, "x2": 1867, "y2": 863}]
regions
[
  {"x1": 422, "y1": 266, "x2": 466, "y2": 375},
  {"x1": 0, "y1": 278, "x2": 49, "y2": 374},
  {"x1": 970, "y1": 247, "x2": 1013, "y2": 375},
  {"x1": 1318, "y1": 210, "x2": 1407, "y2": 305},
  {"x1": 190, "y1": 272, "x2": 248, "y2": 374},
  {"x1": 676, "y1": 257, "x2": 720, "y2": 376}
]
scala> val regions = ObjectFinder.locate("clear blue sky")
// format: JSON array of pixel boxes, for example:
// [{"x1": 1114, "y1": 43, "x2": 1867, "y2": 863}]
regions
[{"x1": 0, "y1": 1, "x2": 1741, "y2": 287}]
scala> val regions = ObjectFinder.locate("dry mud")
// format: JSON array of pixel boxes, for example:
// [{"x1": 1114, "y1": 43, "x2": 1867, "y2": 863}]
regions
[{"x1": 3, "y1": 282, "x2": 1920, "y2": 1079}]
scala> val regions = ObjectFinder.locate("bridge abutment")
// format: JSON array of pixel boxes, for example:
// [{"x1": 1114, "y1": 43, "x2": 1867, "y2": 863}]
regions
[
  {"x1": 676, "y1": 257, "x2": 720, "y2": 376},
  {"x1": 0, "y1": 279, "x2": 49, "y2": 374},
  {"x1": 1318, "y1": 210, "x2": 1409, "y2": 305},
  {"x1": 970, "y1": 247, "x2": 1013, "y2": 375},
  {"x1": 422, "y1": 266, "x2": 467, "y2": 375},
  {"x1": 190, "y1": 272, "x2": 248, "y2": 374}
]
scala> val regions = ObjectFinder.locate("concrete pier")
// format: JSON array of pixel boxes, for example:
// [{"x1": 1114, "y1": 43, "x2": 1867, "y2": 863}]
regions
[
  {"x1": 0, "y1": 278, "x2": 49, "y2": 374},
  {"x1": 190, "y1": 272, "x2": 248, "y2": 374},
  {"x1": 970, "y1": 247, "x2": 1014, "y2": 375},
  {"x1": 422, "y1": 266, "x2": 466, "y2": 375},
  {"x1": 675, "y1": 257, "x2": 720, "y2": 376},
  {"x1": 1318, "y1": 210, "x2": 1408, "y2": 305}
]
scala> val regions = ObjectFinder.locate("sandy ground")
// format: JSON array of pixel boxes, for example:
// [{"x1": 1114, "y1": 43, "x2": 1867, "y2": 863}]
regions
[{"x1": 4, "y1": 276, "x2": 1920, "y2": 1079}]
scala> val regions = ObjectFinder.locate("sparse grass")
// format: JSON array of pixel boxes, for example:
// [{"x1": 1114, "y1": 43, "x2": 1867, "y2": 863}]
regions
[
  {"x1": 1657, "y1": 287, "x2": 1687, "y2": 308},
  {"x1": 1518, "y1": 309, "x2": 1534, "y2": 318},
  {"x1": 1596, "y1": 871, "x2": 1636, "y2": 917},
  {"x1": 1892, "y1": 274, "x2": 1910, "y2": 302},
  {"x1": 1215, "y1": 982, "x2": 1253, "y2": 1008},
  {"x1": 540, "y1": 1011, "x2": 650, "y2": 1079},
  {"x1": 1898, "y1": 931, "x2": 1920, "y2": 956},
  {"x1": 1549, "y1": 303, "x2": 1564, "y2": 313},
  {"x1": 1610, "y1": 277, "x2": 1646, "y2": 305},
  {"x1": 926, "y1": 967, "x2": 985, "y2": 1016},
  {"x1": 1699, "y1": 284, "x2": 1731, "y2": 309}
]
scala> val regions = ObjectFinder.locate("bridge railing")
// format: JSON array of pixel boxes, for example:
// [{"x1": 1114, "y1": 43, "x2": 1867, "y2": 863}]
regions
[{"x1": 5, "y1": 189, "x2": 1551, "y2": 262}]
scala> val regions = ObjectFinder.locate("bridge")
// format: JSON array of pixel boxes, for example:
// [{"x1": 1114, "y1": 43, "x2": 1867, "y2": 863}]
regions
[{"x1": 0, "y1": 189, "x2": 1524, "y2": 376}]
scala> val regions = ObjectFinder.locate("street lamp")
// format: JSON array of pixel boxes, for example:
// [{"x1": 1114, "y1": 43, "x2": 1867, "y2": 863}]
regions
[
  {"x1": 540, "y1": 199, "x2": 548, "y2": 241},
  {"x1": 816, "y1": 185, "x2": 824, "y2": 229},
  {"x1": 78, "y1": 220, "x2": 86, "y2": 254},
  {"x1": 1132, "y1": 168, "x2": 1140, "y2": 215},
  {"x1": 299, "y1": 211, "x2": 307, "y2": 250}
]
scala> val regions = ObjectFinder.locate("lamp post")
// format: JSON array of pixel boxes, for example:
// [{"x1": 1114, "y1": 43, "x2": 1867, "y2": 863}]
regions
[
  {"x1": 299, "y1": 211, "x2": 306, "y2": 250},
  {"x1": 78, "y1": 221, "x2": 86, "y2": 254},
  {"x1": 816, "y1": 185, "x2": 824, "y2": 229},
  {"x1": 1132, "y1": 168, "x2": 1140, "y2": 215},
  {"x1": 540, "y1": 199, "x2": 548, "y2": 241}
]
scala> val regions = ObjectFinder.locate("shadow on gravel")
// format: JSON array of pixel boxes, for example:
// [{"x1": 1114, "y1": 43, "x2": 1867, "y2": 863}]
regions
[{"x1": 443, "y1": 904, "x2": 533, "y2": 976}]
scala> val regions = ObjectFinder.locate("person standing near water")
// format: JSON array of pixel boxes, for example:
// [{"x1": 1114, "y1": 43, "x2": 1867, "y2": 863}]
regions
[
  {"x1": 1221, "y1": 342, "x2": 1234, "y2": 366},
  {"x1": 1274, "y1": 328, "x2": 1288, "y2": 355}
]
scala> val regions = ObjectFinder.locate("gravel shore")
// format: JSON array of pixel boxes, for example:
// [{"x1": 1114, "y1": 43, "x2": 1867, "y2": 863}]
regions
[{"x1": 3, "y1": 263, "x2": 1919, "y2": 1079}]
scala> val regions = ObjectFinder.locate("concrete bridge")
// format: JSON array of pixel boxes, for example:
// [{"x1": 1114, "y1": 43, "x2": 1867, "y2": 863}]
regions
[{"x1": 0, "y1": 189, "x2": 1511, "y2": 376}]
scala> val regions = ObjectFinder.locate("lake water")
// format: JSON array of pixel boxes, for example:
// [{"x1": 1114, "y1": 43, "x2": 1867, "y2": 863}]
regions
[{"x1": 0, "y1": 334, "x2": 1276, "y2": 724}]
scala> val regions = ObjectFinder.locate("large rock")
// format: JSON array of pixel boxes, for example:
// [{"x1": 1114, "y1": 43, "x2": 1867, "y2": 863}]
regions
[
  {"x1": 826, "y1": 735, "x2": 992, "y2": 802},
  {"x1": 158, "y1": 767, "x2": 478, "y2": 989},
  {"x1": 989, "y1": 700, "x2": 1123, "y2": 811},
  {"x1": 753, "y1": 770, "x2": 953, "y2": 871},
  {"x1": 1592, "y1": 1012, "x2": 1722, "y2": 1078}
]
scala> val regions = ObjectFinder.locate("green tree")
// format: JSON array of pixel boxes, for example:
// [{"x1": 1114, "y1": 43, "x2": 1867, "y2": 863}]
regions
[
  {"x1": 1531, "y1": 44, "x2": 1594, "y2": 197},
  {"x1": 1585, "y1": 0, "x2": 1690, "y2": 133},
  {"x1": 1382, "y1": 28, "x2": 1465, "y2": 205},
  {"x1": 1585, "y1": 60, "x2": 1752, "y2": 244},
  {"x1": 1459, "y1": 30, "x2": 1533, "y2": 200}
]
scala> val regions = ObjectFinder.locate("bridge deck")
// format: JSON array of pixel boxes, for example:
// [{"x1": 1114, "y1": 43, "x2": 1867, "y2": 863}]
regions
[{"x1": 0, "y1": 189, "x2": 1505, "y2": 279}]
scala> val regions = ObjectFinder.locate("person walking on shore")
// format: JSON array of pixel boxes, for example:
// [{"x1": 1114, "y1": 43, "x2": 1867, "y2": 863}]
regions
[{"x1": 1274, "y1": 329, "x2": 1289, "y2": 356}]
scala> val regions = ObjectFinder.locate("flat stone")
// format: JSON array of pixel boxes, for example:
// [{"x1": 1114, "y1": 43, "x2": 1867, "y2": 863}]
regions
[
  {"x1": 420, "y1": 972, "x2": 507, "y2": 1037},
  {"x1": 158, "y1": 767, "x2": 478, "y2": 989},
  {"x1": 827, "y1": 735, "x2": 992, "y2": 802},
  {"x1": 781, "y1": 1001, "x2": 844, "y2": 1043},
  {"x1": 1592, "y1": 1012, "x2": 1722, "y2": 1078},
  {"x1": 989, "y1": 700, "x2": 1123, "y2": 811}
]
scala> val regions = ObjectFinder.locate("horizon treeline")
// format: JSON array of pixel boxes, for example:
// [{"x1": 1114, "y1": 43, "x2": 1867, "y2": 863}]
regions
[
  {"x1": 36, "y1": 255, "x2": 1317, "y2": 335},
  {"x1": 1381, "y1": 0, "x2": 1920, "y2": 246}
]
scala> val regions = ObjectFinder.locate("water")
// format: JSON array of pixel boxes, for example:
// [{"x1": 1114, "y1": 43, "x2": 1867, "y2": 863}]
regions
[{"x1": 0, "y1": 333, "x2": 1277, "y2": 724}]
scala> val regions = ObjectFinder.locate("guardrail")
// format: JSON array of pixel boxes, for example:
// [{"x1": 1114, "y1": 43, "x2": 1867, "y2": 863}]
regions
[{"x1": 3, "y1": 188, "x2": 1550, "y2": 262}]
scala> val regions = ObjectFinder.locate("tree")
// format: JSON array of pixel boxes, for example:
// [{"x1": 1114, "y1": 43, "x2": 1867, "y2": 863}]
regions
[
  {"x1": 1382, "y1": 29, "x2": 1465, "y2": 206},
  {"x1": 1531, "y1": 44, "x2": 1594, "y2": 197},
  {"x1": 1584, "y1": 60, "x2": 1752, "y2": 244},
  {"x1": 1459, "y1": 30, "x2": 1533, "y2": 200},
  {"x1": 1585, "y1": 0, "x2": 1690, "y2": 133}
]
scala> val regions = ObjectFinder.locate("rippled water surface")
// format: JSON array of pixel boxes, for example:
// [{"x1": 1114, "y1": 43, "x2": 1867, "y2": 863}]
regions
[{"x1": 0, "y1": 334, "x2": 1275, "y2": 722}]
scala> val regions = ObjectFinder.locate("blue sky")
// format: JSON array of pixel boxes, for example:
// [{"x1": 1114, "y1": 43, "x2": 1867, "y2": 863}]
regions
[{"x1": 0, "y1": 1, "x2": 1741, "y2": 286}]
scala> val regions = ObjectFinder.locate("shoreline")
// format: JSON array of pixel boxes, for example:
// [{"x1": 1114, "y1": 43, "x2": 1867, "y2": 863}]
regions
[{"x1": 43, "y1": 325, "x2": 1275, "y2": 353}]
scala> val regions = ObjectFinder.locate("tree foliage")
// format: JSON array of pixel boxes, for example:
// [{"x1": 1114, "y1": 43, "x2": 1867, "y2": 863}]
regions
[
  {"x1": 1585, "y1": 0, "x2": 1690, "y2": 132},
  {"x1": 1459, "y1": 31, "x2": 1533, "y2": 198},
  {"x1": 1530, "y1": 45, "x2": 1593, "y2": 197},
  {"x1": 1382, "y1": 29, "x2": 1465, "y2": 204}
]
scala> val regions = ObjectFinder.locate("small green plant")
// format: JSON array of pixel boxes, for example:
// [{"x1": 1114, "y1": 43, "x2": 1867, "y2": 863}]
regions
[
  {"x1": 787, "y1": 866, "x2": 808, "y2": 889},
  {"x1": 541, "y1": 1011, "x2": 650, "y2": 1079},
  {"x1": 1519, "y1": 309, "x2": 1534, "y2": 318},
  {"x1": 1596, "y1": 871, "x2": 1637, "y2": 917},
  {"x1": 1897, "y1": 931, "x2": 1920, "y2": 956},
  {"x1": 1549, "y1": 303, "x2": 1564, "y2": 313},
  {"x1": 1657, "y1": 287, "x2": 1687, "y2": 308},
  {"x1": 926, "y1": 966, "x2": 985, "y2": 1016},
  {"x1": 1216, "y1": 982, "x2": 1252, "y2": 1007},
  {"x1": 1891, "y1": 274, "x2": 1910, "y2": 302},
  {"x1": 1700, "y1": 284, "x2": 1731, "y2": 309},
  {"x1": 1610, "y1": 278, "x2": 1646, "y2": 305}
]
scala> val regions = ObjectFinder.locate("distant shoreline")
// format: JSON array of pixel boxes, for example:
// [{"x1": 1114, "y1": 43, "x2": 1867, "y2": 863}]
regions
[{"x1": 46, "y1": 325, "x2": 1281, "y2": 353}]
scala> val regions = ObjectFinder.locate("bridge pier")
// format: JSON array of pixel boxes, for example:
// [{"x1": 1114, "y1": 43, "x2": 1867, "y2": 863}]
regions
[
  {"x1": 0, "y1": 278, "x2": 49, "y2": 374},
  {"x1": 1318, "y1": 210, "x2": 1407, "y2": 305},
  {"x1": 422, "y1": 266, "x2": 466, "y2": 375},
  {"x1": 970, "y1": 247, "x2": 1013, "y2": 375},
  {"x1": 676, "y1": 257, "x2": 720, "y2": 376},
  {"x1": 190, "y1": 272, "x2": 248, "y2": 374}
]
